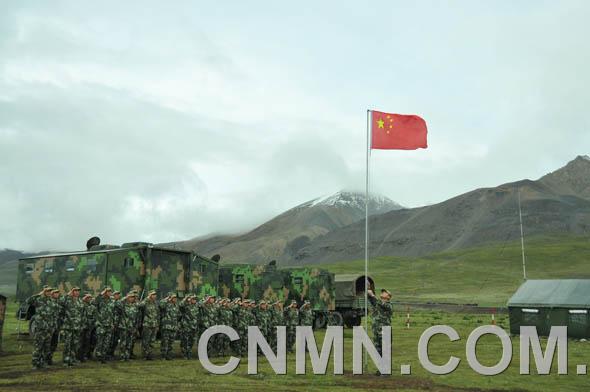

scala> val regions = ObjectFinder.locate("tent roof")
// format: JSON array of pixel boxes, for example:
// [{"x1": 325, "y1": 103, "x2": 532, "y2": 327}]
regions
[{"x1": 507, "y1": 279, "x2": 590, "y2": 308}]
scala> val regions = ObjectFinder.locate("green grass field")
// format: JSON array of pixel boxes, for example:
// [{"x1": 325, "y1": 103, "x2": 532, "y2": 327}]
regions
[
  {"x1": 1, "y1": 235, "x2": 588, "y2": 391},
  {"x1": 324, "y1": 235, "x2": 590, "y2": 306},
  {"x1": 1, "y1": 301, "x2": 588, "y2": 391}
]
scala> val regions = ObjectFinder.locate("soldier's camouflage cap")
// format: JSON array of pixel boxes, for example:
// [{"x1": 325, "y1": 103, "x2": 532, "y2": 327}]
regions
[
  {"x1": 83, "y1": 294, "x2": 93, "y2": 299},
  {"x1": 148, "y1": 290, "x2": 157, "y2": 296},
  {"x1": 167, "y1": 292, "x2": 177, "y2": 298},
  {"x1": 380, "y1": 289, "x2": 392, "y2": 297},
  {"x1": 291, "y1": 300, "x2": 297, "y2": 304},
  {"x1": 51, "y1": 289, "x2": 60, "y2": 294},
  {"x1": 304, "y1": 300, "x2": 310, "y2": 303},
  {"x1": 113, "y1": 290, "x2": 121, "y2": 295},
  {"x1": 42, "y1": 286, "x2": 53, "y2": 292},
  {"x1": 70, "y1": 286, "x2": 81, "y2": 291},
  {"x1": 233, "y1": 298, "x2": 241, "y2": 303}
]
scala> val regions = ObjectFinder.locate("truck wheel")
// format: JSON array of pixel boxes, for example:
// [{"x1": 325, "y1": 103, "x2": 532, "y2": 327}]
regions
[
  {"x1": 328, "y1": 311, "x2": 344, "y2": 326},
  {"x1": 313, "y1": 312, "x2": 327, "y2": 329}
]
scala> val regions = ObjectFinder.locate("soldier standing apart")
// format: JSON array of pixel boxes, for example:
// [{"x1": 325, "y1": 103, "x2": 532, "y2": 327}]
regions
[
  {"x1": 118, "y1": 292, "x2": 139, "y2": 361},
  {"x1": 138, "y1": 290, "x2": 159, "y2": 360},
  {"x1": 109, "y1": 290, "x2": 122, "y2": 359},
  {"x1": 94, "y1": 287, "x2": 115, "y2": 364},
  {"x1": 46, "y1": 289, "x2": 62, "y2": 366},
  {"x1": 27, "y1": 287, "x2": 53, "y2": 369},
  {"x1": 79, "y1": 294, "x2": 96, "y2": 362},
  {"x1": 159, "y1": 292, "x2": 179, "y2": 360},
  {"x1": 284, "y1": 300, "x2": 299, "y2": 352},
  {"x1": 179, "y1": 295, "x2": 199, "y2": 359},
  {"x1": 367, "y1": 288, "x2": 393, "y2": 357},
  {"x1": 299, "y1": 301, "x2": 314, "y2": 328},
  {"x1": 61, "y1": 287, "x2": 84, "y2": 367}
]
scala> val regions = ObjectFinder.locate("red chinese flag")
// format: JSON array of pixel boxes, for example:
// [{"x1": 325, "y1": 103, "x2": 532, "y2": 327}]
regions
[{"x1": 371, "y1": 111, "x2": 428, "y2": 150}]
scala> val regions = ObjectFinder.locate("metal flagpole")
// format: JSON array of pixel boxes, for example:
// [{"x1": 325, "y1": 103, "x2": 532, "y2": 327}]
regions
[{"x1": 364, "y1": 109, "x2": 371, "y2": 370}]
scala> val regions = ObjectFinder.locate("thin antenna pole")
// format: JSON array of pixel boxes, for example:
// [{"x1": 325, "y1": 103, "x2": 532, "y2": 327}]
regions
[
  {"x1": 518, "y1": 188, "x2": 527, "y2": 280},
  {"x1": 364, "y1": 109, "x2": 371, "y2": 371}
]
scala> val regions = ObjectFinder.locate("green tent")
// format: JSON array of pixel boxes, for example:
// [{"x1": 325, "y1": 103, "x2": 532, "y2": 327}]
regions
[{"x1": 507, "y1": 280, "x2": 590, "y2": 338}]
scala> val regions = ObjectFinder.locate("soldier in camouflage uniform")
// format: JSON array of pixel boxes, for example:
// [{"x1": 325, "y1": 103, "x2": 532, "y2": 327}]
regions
[
  {"x1": 79, "y1": 294, "x2": 97, "y2": 361},
  {"x1": 229, "y1": 298, "x2": 241, "y2": 355},
  {"x1": 179, "y1": 295, "x2": 199, "y2": 359},
  {"x1": 200, "y1": 295, "x2": 216, "y2": 357},
  {"x1": 109, "y1": 290, "x2": 122, "y2": 359},
  {"x1": 368, "y1": 289, "x2": 393, "y2": 357},
  {"x1": 256, "y1": 301, "x2": 271, "y2": 352},
  {"x1": 159, "y1": 292, "x2": 179, "y2": 360},
  {"x1": 60, "y1": 287, "x2": 84, "y2": 367},
  {"x1": 284, "y1": 300, "x2": 299, "y2": 352},
  {"x1": 269, "y1": 301, "x2": 284, "y2": 352},
  {"x1": 118, "y1": 292, "x2": 139, "y2": 361},
  {"x1": 235, "y1": 299, "x2": 250, "y2": 356},
  {"x1": 46, "y1": 289, "x2": 62, "y2": 365},
  {"x1": 94, "y1": 287, "x2": 115, "y2": 363},
  {"x1": 299, "y1": 300, "x2": 314, "y2": 327},
  {"x1": 138, "y1": 290, "x2": 159, "y2": 360},
  {"x1": 27, "y1": 287, "x2": 53, "y2": 369},
  {"x1": 218, "y1": 299, "x2": 233, "y2": 356}
]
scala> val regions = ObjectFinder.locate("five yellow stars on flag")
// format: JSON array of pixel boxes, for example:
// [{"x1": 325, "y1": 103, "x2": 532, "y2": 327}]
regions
[{"x1": 377, "y1": 115, "x2": 394, "y2": 134}]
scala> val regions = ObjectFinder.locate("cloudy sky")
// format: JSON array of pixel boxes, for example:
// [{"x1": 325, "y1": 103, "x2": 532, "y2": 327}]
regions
[{"x1": 1, "y1": 1, "x2": 590, "y2": 251}]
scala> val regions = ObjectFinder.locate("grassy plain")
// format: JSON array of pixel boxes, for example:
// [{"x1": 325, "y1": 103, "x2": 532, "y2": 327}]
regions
[{"x1": 1, "y1": 235, "x2": 589, "y2": 391}]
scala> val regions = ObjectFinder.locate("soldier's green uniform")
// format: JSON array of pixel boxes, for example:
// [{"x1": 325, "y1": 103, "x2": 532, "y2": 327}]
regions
[
  {"x1": 368, "y1": 289, "x2": 393, "y2": 356},
  {"x1": 60, "y1": 288, "x2": 84, "y2": 366},
  {"x1": 235, "y1": 301, "x2": 250, "y2": 356},
  {"x1": 138, "y1": 291, "x2": 160, "y2": 360},
  {"x1": 27, "y1": 288, "x2": 53, "y2": 369},
  {"x1": 119, "y1": 293, "x2": 139, "y2": 361},
  {"x1": 46, "y1": 289, "x2": 62, "y2": 365},
  {"x1": 109, "y1": 291, "x2": 123, "y2": 358},
  {"x1": 269, "y1": 302, "x2": 284, "y2": 351},
  {"x1": 159, "y1": 293, "x2": 179, "y2": 360},
  {"x1": 284, "y1": 301, "x2": 299, "y2": 352},
  {"x1": 200, "y1": 296, "x2": 217, "y2": 356},
  {"x1": 79, "y1": 294, "x2": 97, "y2": 361},
  {"x1": 94, "y1": 288, "x2": 115, "y2": 363},
  {"x1": 217, "y1": 300, "x2": 233, "y2": 356},
  {"x1": 299, "y1": 301, "x2": 314, "y2": 327},
  {"x1": 179, "y1": 296, "x2": 199, "y2": 359},
  {"x1": 256, "y1": 302, "x2": 271, "y2": 350}
]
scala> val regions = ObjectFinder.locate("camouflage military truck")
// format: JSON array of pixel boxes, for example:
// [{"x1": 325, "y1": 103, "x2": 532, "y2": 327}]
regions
[
  {"x1": 218, "y1": 261, "x2": 336, "y2": 329},
  {"x1": 0, "y1": 294, "x2": 6, "y2": 352},
  {"x1": 16, "y1": 239, "x2": 219, "y2": 323},
  {"x1": 334, "y1": 274, "x2": 375, "y2": 327}
]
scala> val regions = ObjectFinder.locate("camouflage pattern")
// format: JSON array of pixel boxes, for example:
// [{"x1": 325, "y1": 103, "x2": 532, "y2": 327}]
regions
[
  {"x1": 368, "y1": 295, "x2": 393, "y2": 356},
  {"x1": 235, "y1": 302, "x2": 252, "y2": 356},
  {"x1": 179, "y1": 297, "x2": 199, "y2": 359},
  {"x1": 284, "y1": 305, "x2": 299, "y2": 351},
  {"x1": 299, "y1": 302, "x2": 314, "y2": 327},
  {"x1": 94, "y1": 294, "x2": 116, "y2": 362},
  {"x1": 109, "y1": 295, "x2": 123, "y2": 357},
  {"x1": 256, "y1": 304, "x2": 272, "y2": 343},
  {"x1": 17, "y1": 246, "x2": 220, "y2": 323},
  {"x1": 215, "y1": 301, "x2": 233, "y2": 356},
  {"x1": 269, "y1": 304, "x2": 284, "y2": 351},
  {"x1": 218, "y1": 264, "x2": 335, "y2": 312},
  {"x1": 46, "y1": 293, "x2": 62, "y2": 365},
  {"x1": 79, "y1": 299, "x2": 97, "y2": 361},
  {"x1": 199, "y1": 299, "x2": 217, "y2": 356},
  {"x1": 118, "y1": 298, "x2": 139, "y2": 360},
  {"x1": 60, "y1": 294, "x2": 84, "y2": 366},
  {"x1": 159, "y1": 298, "x2": 179, "y2": 360},
  {"x1": 27, "y1": 292, "x2": 53, "y2": 368},
  {"x1": 138, "y1": 296, "x2": 160, "y2": 359},
  {"x1": 0, "y1": 294, "x2": 5, "y2": 352}
]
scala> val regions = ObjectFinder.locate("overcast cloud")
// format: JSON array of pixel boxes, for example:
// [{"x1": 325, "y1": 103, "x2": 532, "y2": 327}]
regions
[{"x1": 1, "y1": 1, "x2": 590, "y2": 251}]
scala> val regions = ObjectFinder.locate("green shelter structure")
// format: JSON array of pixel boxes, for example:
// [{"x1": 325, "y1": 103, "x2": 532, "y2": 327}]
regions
[{"x1": 507, "y1": 279, "x2": 590, "y2": 338}]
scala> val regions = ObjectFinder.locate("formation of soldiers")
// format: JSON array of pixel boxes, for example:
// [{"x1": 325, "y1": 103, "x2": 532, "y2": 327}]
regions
[{"x1": 26, "y1": 285, "x2": 315, "y2": 369}]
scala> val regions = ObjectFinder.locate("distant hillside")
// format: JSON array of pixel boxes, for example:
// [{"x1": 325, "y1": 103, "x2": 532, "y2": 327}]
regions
[
  {"x1": 0, "y1": 249, "x2": 49, "y2": 296},
  {"x1": 293, "y1": 156, "x2": 590, "y2": 264},
  {"x1": 166, "y1": 191, "x2": 403, "y2": 264}
]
